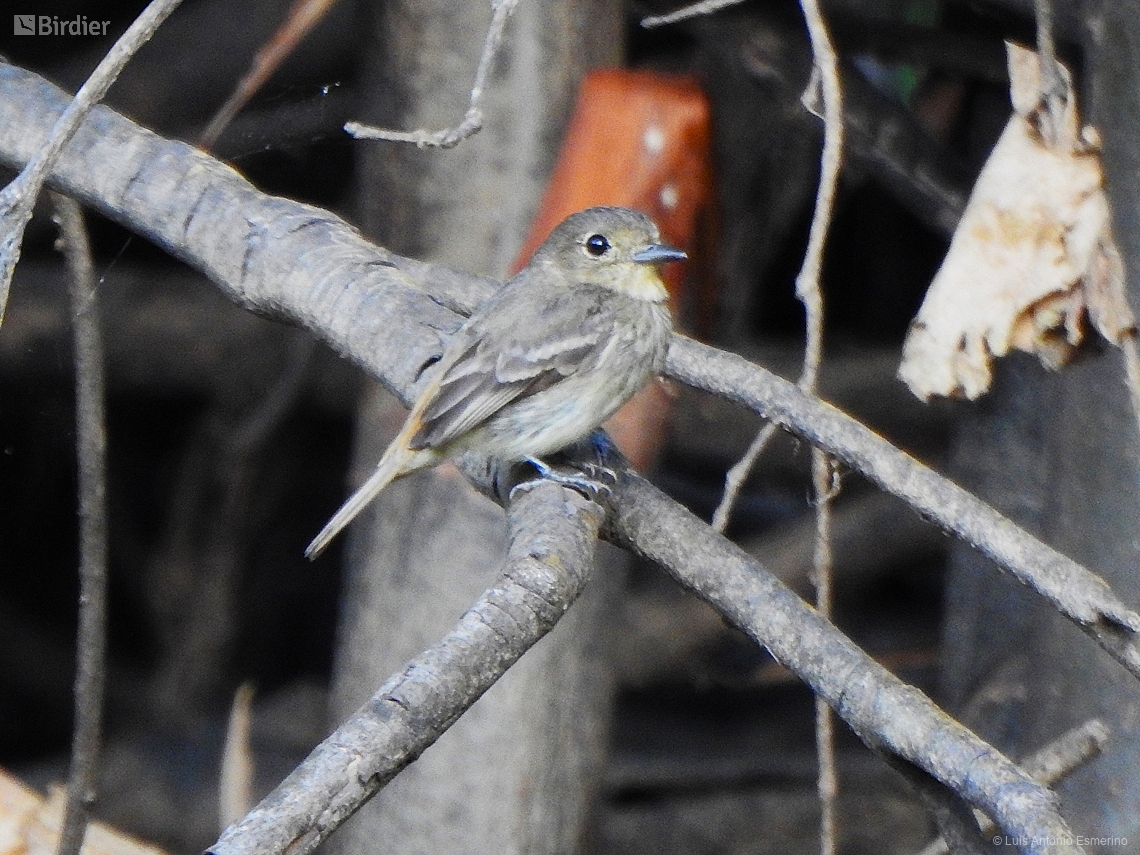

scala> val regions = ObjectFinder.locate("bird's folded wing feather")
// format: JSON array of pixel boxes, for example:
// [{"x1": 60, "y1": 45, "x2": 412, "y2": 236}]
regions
[{"x1": 410, "y1": 288, "x2": 612, "y2": 450}]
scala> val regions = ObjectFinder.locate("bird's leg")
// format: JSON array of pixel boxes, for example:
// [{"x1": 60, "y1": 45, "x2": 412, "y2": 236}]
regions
[{"x1": 580, "y1": 433, "x2": 620, "y2": 486}]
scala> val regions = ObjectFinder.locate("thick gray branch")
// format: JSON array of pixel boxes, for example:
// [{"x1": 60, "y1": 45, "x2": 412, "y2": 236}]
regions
[
  {"x1": 664, "y1": 336, "x2": 1140, "y2": 674},
  {"x1": 0, "y1": 60, "x2": 489, "y2": 407},
  {"x1": 604, "y1": 471, "x2": 1073, "y2": 851},
  {"x1": 210, "y1": 481, "x2": 603, "y2": 855}
]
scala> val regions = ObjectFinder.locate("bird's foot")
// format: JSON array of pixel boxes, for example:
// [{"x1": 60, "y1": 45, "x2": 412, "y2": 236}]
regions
[
  {"x1": 577, "y1": 460, "x2": 619, "y2": 490},
  {"x1": 508, "y1": 456, "x2": 615, "y2": 502}
]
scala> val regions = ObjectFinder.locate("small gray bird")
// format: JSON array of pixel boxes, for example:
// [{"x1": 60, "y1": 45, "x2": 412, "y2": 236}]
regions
[{"x1": 306, "y1": 206, "x2": 685, "y2": 559}]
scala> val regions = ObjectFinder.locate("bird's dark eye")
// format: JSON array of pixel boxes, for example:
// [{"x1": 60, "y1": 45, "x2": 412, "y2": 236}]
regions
[{"x1": 585, "y1": 234, "x2": 610, "y2": 256}]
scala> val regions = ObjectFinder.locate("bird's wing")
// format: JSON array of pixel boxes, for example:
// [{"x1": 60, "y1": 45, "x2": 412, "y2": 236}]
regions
[{"x1": 409, "y1": 288, "x2": 611, "y2": 450}]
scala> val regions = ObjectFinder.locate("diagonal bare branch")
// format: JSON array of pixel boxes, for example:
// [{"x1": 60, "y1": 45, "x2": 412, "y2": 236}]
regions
[
  {"x1": 603, "y1": 470, "x2": 1075, "y2": 852},
  {"x1": 640, "y1": 0, "x2": 749, "y2": 28},
  {"x1": 665, "y1": 336, "x2": 1140, "y2": 660},
  {"x1": 199, "y1": 0, "x2": 341, "y2": 151},
  {"x1": 210, "y1": 480, "x2": 604, "y2": 855},
  {"x1": 916, "y1": 719, "x2": 1110, "y2": 855}
]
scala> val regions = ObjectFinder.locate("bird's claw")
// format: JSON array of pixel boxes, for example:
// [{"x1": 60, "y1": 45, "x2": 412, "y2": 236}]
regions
[{"x1": 578, "y1": 461, "x2": 618, "y2": 489}]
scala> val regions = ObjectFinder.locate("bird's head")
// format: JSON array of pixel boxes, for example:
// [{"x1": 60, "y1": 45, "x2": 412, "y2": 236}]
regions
[{"x1": 531, "y1": 206, "x2": 687, "y2": 302}]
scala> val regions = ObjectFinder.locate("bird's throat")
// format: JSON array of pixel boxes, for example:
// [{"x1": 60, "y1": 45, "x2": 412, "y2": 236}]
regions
[{"x1": 621, "y1": 265, "x2": 670, "y2": 302}]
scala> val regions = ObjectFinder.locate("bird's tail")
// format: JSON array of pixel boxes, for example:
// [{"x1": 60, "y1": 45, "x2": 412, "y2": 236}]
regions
[{"x1": 305, "y1": 442, "x2": 423, "y2": 560}]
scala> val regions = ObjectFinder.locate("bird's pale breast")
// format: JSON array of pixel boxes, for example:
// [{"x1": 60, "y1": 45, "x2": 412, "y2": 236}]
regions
[{"x1": 470, "y1": 295, "x2": 670, "y2": 460}]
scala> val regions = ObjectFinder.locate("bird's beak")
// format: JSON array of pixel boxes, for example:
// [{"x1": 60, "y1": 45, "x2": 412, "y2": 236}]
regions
[{"x1": 632, "y1": 244, "x2": 687, "y2": 264}]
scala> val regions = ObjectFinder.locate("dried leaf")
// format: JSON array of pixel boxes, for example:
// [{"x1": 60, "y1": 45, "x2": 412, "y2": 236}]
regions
[{"x1": 899, "y1": 43, "x2": 1133, "y2": 401}]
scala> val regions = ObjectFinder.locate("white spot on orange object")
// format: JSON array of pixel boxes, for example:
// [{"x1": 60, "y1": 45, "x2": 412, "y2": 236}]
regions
[
  {"x1": 643, "y1": 126, "x2": 665, "y2": 155},
  {"x1": 659, "y1": 184, "x2": 679, "y2": 211}
]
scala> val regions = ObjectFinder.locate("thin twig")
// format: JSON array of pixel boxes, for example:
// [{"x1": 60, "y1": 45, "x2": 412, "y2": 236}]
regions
[
  {"x1": 51, "y1": 194, "x2": 109, "y2": 855},
  {"x1": 795, "y1": 68, "x2": 843, "y2": 392},
  {"x1": 0, "y1": 0, "x2": 184, "y2": 324},
  {"x1": 641, "y1": 0, "x2": 750, "y2": 28},
  {"x1": 711, "y1": 422, "x2": 777, "y2": 532},
  {"x1": 795, "y1": 1, "x2": 845, "y2": 850},
  {"x1": 1033, "y1": 0, "x2": 1067, "y2": 142},
  {"x1": 639, "y1": 0, "x2": 844, "y2": 600},
  {"x1": 344, "y1": 0, "x2": 518, "y2": 149},
  {"x1": 1119, "y1": 334, "x2": 1140, "y2": 450},
  {"x1": 226, "y1": 334, "x2": 314, "y2": 454},
  {"x1": 711, "y1": 14, "x2": 849, "y2": 845},
  {"x1": 915, "y1": 719, "x2": 1110, "y2": 855},
  {"x1": 814, "y1": 676, "x2": 838, "y2": 853},
  {"x1": 712, "y1": 7, "x2": 845, "y2": 534},
  {"x1": 811, "y1": 453, "x2": 838, "y2": 855},
  {"x1": 199, "y1": 0, "x2": 341, "y2": 151},
  {"x1": 1021, "y1": 718, "x2": 1109, "y2": 785}
]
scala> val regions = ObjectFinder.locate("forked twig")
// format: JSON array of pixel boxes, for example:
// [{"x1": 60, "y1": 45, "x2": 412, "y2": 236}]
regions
[{"x1": 344, "y1": 0, "x2": 518, "y2": 148}]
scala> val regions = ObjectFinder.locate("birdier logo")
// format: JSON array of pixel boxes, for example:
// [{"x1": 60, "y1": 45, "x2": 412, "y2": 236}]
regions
[{"x1": 14, "y1": 15, "x2": 111, "y2": 35}]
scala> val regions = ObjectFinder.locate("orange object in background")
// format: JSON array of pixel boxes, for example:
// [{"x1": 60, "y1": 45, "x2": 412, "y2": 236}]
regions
[
  {"x1": 515, "y1": 69, "x2": 717, "y2": 470},
  {"x1": 514, "y1": 69, "x2": 716, "y2": 315}
]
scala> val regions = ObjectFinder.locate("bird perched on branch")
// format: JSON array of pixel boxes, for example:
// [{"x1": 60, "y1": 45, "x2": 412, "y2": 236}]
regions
[{"x1": 306, "y1": 205, "x2": 686, "y2": 559}]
